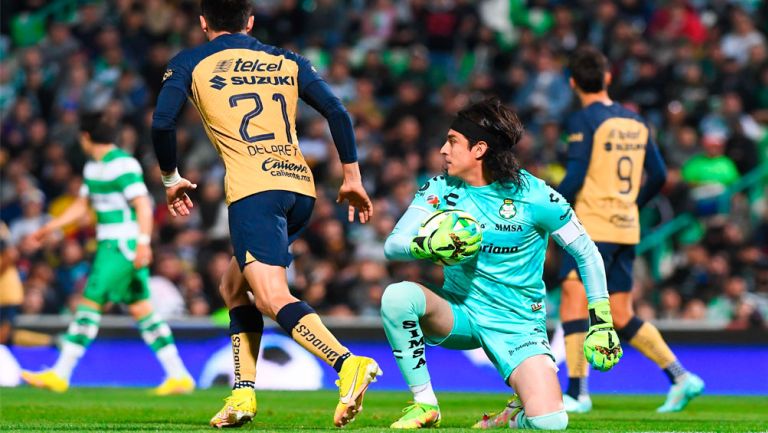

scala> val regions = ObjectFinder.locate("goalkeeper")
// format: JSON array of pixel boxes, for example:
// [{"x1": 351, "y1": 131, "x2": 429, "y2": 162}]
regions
[{"x1": 381, "y1": 98, "x2": 622, "y2": 430}]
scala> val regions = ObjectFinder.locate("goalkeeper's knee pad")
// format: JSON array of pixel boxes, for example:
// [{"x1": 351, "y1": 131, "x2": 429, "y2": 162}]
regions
[{"x1": 526, "y1": 410, "x2": 568, "y2": 431}]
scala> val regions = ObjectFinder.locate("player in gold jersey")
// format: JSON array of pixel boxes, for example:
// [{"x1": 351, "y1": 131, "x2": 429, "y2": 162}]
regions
[
  {"x1": 151, "y1": 0, "x2": 380, "y2": 428},
  {"x1": 557, "y1": 47, "x2": 703, "y2": 413}
]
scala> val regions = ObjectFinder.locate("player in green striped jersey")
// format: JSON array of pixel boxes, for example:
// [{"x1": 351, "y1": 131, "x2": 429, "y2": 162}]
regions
[{"x1": 21, "y1": 112, "x2": 195, "y2": 395}]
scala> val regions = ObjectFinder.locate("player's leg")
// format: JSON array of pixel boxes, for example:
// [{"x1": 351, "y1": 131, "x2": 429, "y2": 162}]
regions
[
  {"x1": 210, "y1": 257, "x2": 260, "y2": 428},
  {"x1": 21, "y1": 296, "x2": 102, "y2": 393},
  {"x1": 381, "y1": 281, "x2": 462, "y2": 428},
  {"x1": 608, "y1": 245, "x2": 703, "y2": 412},
  {"x1": 506, "y1": 355, "x2": 568, "y2": 430},
  {"x1": 20, "y1": 245, "x2": 122, "y2": 392},
  {"x1": 231, "y1": 191, "x2": 380, "y2": 427},
  {"x1": 558, "y1": 262, "x2": 591, "y2": 413},
  {"x1": 128, "y1": 298, "x2": 194, "y2": 395}
]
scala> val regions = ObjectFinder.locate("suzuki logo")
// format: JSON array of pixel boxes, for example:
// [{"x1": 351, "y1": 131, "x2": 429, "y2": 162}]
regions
[{"x1": 210, "y1": 75, "x2": 227, "y2": 90}]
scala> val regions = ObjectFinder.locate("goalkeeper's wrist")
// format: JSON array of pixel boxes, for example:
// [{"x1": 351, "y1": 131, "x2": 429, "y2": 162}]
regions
[
  {"x1": 588, "y1": 299, "x2": 614, "y2": 327},
  {"x1": 161, "y1": 169, "x2": 182, "y2": 187}
]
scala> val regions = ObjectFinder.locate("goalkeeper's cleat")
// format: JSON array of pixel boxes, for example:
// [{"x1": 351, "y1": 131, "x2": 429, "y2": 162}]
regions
[
  {"x1": 154, "y1": 375, "x2": 196, "y2": 396},
  {"x1": 390, "y1": 402, "x2": 441, "y2": 429},
  {"x1": 21, "y1": 370, "x2": 69, "y2": 393},
  {"x1": 562, "y1": 394, "x2": 592, "y2": 413},
  {"x1": 333, "y1": 355, "x2": 383, "y2": 427},
  {"x1": 209, "y1": 388, "x2": 257, "y2": 428},
  {"x1": 472, "y1": 394, "x2": 523, "y2": 429},
  {"x1": 657, "y1": 373, "x2": 704, "y2": 413}
]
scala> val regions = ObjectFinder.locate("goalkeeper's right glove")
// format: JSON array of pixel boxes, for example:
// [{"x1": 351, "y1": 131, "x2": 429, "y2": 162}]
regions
[
  {"x1": 584, "y1": 299, "x2": 623, "y2": 371},
  {"x1": 410, "y1": 212, "x2": 481, "y2": 262}
]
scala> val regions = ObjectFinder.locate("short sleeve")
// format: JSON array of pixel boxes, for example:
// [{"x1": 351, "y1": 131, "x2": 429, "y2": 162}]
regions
[
  {"x1": 160, "y1": 51, "x2": 194, "y2": 96},
  {"x1": 409, "y1": 175, "x2": 446, "y2": 212},
  {"x1": 532, "y1": 185, "x2": 574, "y2": 234},
  {"x1": 116, "y1": 158, "x2": 149, "y2": 200}
]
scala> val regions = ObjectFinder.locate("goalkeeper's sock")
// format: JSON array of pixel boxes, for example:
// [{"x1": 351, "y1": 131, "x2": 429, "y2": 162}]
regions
[
  {"x1": 380, "y1": 282, "x2": 432, "y2": 389},
  {"x1": 410, "y1": 381, "x2": 438, "y2": 405},
  {"x1": 513, "y1": 410, "x2": 568, "y2": 430},
  {"x1": 275, "y1": 301, "x2": 351, "y2": 372},
  {"x1": 137, "y1": 312, "x2": 190, "y2": 379},
  {"x1": 619, "y1": 317, "x2": 681, "y2": 384},
  {"x1": 53, "y1": 304, "x2": 101, "y2": 380},
  {"x1": 662, "y1": 360, "x2": 689, "y2": 384},
  {"x1": 229, "y1": 305, "x2": 263, "y2": 389},
  {"x1": 562, "y1": 319, "x2": 589, "y2": 399}
]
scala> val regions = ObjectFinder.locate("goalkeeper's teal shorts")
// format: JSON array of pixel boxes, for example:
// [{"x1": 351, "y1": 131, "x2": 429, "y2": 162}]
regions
[
  {"x1": 424, "y1": 300, "x2": 554, "y2": 382},
  {"x1": 229, "y1": 190, "x2": 315, "y2": 269}
]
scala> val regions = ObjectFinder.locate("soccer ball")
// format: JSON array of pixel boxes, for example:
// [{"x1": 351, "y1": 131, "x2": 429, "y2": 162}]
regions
[{"x1": 418, "y1": 209, "x2": 482, "y2": 266}]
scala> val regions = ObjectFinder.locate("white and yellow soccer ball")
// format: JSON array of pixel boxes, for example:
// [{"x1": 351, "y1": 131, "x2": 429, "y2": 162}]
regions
[{"x1": 418, "y1": 209, "x2": 483, "y2": 266}]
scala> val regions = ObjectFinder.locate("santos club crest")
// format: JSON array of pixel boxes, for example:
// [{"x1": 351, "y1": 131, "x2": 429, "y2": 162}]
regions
[{"x1": 499, "y1": 198, "x2": 516, "y2": 219}]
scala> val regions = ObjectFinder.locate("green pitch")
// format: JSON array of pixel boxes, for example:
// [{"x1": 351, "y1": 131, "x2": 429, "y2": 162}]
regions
[{"x1": 1, "y1": 388, "x2": 766, "y2": 432}]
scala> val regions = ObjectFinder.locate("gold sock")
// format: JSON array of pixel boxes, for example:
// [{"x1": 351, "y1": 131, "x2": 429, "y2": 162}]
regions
[
  {"x1": 629, "y1": 322, "x2": 676, "y2": 368},
  {"x1": 232, "y1": 332, "x2": 261, "y2": 386},
  {"x1": 565, "y1": 332, "x2": 589, "y2": 378},
  {"x1": 291, "y1": 313, "x2": 349, "y2": 369},
  {"x1": 12, "y1": 329, "x2": 53, "y2": 347}
]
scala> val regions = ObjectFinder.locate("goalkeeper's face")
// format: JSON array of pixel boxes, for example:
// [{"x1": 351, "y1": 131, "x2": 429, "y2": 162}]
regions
[{"x1": 441, "y1": 130, "x2": 486, "y2": 181}]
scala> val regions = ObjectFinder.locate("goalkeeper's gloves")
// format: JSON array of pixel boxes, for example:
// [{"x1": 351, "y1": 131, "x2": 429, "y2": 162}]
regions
[
  {"x1": 410, "y1": 212, "x2": 481, "y2": 263},
  {"x1": 584, "y1": 299, "x2": 623, "y2": 372}
]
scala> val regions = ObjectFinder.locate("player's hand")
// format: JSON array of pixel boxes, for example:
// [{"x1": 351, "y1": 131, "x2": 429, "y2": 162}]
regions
[
  {"x1": 133, "y1": 243, "x2": 153, "y2": 269},
  {"x1": 24, "y1": 225, "x2": 52, "y2": 250},
  {"x1": 410, "y1": 212, "x2": 482, "y2": 262},
  {"x1": 165, "y1": 178, "x2": 197, "y2": 217},
  {"x1": 584, "y1": 299, "x2": 623, "y2": 372},
  {"x1": 337, "y1": 180, "x2": 373, "y2": 224}
]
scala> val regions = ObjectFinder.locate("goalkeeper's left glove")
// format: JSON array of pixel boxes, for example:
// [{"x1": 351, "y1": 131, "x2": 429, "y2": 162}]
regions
[{"x1": 584, "y1": 299, "x2": 623, "y2": 372}]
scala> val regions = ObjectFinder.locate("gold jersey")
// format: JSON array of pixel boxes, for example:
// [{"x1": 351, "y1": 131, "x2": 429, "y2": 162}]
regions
[{"x1": 161, "y1": 34, "x2": 318, "y2": 204}]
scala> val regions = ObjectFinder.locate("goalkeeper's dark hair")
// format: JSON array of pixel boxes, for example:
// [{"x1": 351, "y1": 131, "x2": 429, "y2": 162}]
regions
[
  {"x1": 458, "y1": 97, "x2": 526, "y2": 190},
  {"x1": 79, "y1": 111, "x2": 115, "y2": 144},
  {"x1": 569, "y1": 46, "x2": 609, "y2": 93},
  {"x1": 200, "y1": 0, "x2": 252, "y2": 33}
]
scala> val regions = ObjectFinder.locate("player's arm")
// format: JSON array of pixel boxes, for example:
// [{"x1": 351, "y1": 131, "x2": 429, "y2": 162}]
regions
[
  {"x1": 0, "y1": 226, "x2": 18, "y2": 274},
  {"x1": 384, "y1": 179, "x2": 480, "y2": 262},
  {"x1": 30, "y1": 195, "x2": 89, "y2": 242},
  {"x1": 537, "y1": 189, "x2": 622, "y2": 371},
  {"x1": 295, "y1": 54, "x2": 372, "y2": 223},
  {"x1": 556, "y1": 113, "x2": 593, "y2": 202},
  {"x1": 635, "y1": 136, "x2": 668, "y2": 208},
  {"x1": 151, "y1": 55, "x2": 197, "y2": 217},
  {"x1": 130, "y1": 195, "x2": 153, "y2": 269}
]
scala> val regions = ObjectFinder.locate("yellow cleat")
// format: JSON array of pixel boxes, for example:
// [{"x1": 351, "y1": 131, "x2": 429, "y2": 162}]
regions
[
  {"x1": 209, "y1": 388, "x2": 257, "y2": 429},
  {"x1": 21, "y1": 370, "x2": 69, "y2": 393},
  {"x1": 333, "y1": 355, "x2": 383, "y2": 427},
  {"x1": 390, "y1": 402, "x2": 441, "y2": 429},
  {"x1": 154, "y1": 375, "x2": 196, "y2": 396}
]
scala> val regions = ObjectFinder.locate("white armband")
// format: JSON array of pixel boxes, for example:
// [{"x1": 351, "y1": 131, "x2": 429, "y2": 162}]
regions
[
  {"x1": 137, "y1": 234, "x2": 151, "y2": 245},
  {"x1": 551, "y1": 216, "x2": 586, "y2": 247},
  {"x1": 161, "y1": 168, "x2": 182, "y2": 187}
]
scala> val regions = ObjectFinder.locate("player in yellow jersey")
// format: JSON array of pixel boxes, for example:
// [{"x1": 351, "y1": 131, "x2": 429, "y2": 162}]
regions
[
  {"x1": 151, "y1": 0, "x2": 380, "y2": 428},
  {"x1": 557, "y1": 47, "x2": 703, "y2": 413}
]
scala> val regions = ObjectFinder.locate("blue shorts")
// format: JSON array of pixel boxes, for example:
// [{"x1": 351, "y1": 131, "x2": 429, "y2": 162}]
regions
[
  {"x1": 558, "y1": 242, "x2": 636, "y2": 293},
  {"x1": 0, "y1": 305, "x2": 19, "y2": 325},
  {"x1": 425, "y1": 302, "x2": 552, "y2": 382},
  {"x1": 229, "y1": 191, "x2": 315, "y2": 269}
]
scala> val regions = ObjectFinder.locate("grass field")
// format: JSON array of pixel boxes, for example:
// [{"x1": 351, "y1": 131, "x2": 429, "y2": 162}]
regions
[{"x1": 1, "y1": 388, "x2": 766, "y2": 432}]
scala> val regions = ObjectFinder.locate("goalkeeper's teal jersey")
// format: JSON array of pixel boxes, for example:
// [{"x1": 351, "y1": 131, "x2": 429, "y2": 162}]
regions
[{"x1": 410, "y1": 171, "x2": 572, "y2": 330}]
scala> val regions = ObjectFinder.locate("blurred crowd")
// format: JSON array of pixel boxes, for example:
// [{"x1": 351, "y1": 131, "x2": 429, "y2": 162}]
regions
[{"x1": 1, "y1": 0, "x2": 766, "y2": 329}]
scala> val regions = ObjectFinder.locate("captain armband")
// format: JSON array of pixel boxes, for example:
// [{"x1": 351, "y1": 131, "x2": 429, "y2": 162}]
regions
[{"x1": 551, "y1": 216, "x2": 586, "y2": 246}]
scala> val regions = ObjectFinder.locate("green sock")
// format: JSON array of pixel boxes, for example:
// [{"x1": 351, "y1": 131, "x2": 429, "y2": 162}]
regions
[
  {"x1": 380, "y1": 282, "x2": 431, "y2": 387},
  {"x1": 53, "y1": 304, "x2": 102, "y2": 380}
]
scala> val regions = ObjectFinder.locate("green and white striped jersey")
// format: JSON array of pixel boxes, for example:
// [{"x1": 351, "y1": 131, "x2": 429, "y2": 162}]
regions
[{"x1": 80, "y1": 147, "x2": 148, "y2": 243}]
